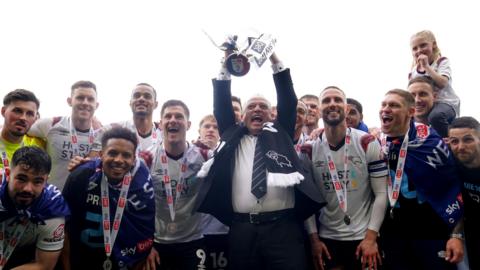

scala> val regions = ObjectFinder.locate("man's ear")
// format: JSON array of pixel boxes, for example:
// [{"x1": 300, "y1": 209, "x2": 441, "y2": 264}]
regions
[
  {"x1": 5, "y1": 167, "x2": 11, "y2": 182},
  {"x1": 408, "y1": 106, "x2": 416, "y2": 118},
  {"x1": 67, "y1": 97, "x2": 73, "y2": 107}
]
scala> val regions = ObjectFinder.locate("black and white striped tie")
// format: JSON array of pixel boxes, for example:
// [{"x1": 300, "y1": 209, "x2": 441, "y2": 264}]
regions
[{"x1": 251, "y1": 140, "x2": 267, "y2": 199}]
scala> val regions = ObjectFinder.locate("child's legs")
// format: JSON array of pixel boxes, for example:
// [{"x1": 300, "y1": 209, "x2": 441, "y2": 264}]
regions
[{"x1": 428, "y1": 103, "x2": 456, "y2": 137}]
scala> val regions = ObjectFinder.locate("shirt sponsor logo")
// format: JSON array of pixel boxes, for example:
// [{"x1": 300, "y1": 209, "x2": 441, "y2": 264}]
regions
[
  {"x1": 445, "y1": 200, "x2": 461, "y2": 215},
  {"x1": 43, "y1": 224, "x2": 65, "y2": 243}
]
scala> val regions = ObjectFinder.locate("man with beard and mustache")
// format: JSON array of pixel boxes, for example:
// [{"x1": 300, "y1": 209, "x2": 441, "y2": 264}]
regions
[
  {"x1": 1, "y1": 89, "x2": 45, "y2": 182},
  {"x1": 0, "y1": 146, "x2": 70, "y2": 269},
  {"x1": 145, "y1": 100, "x2": 210, "y2": 270},
  {"x1": 62, "y1": 127, "x2": 155, "y2": 270},
  {"x1": 196, "y1": 51, "x2": 325, "y2": 270},
  {"x1": 448, "y1": 116, "x2": 480, "y2": 269},
  {"x1": 305, "y1": 86, "x2": 388, "y2": 270},
  {"x1": 28, "y1": 81, "x2": 99, "y2": 191},
  {"x1": 379, "y1": 89, "x2": 464, "y2": 269}
]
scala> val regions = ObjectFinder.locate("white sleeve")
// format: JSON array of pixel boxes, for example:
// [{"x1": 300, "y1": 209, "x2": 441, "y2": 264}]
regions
[
  {"x1": 271, "y1": 62, "x2": 286, "y2": 74},
  {"x1": 366, "y1": 139, "x2": 388, "y2": 233},
  {"x1": 217, "y1": 66, "x2": 231, "y2": 81},
  {"x1": 28, "y1": 118, "x2": 54, "y2": 139},
  {"x1": 91, "y1": 124, "x2": 112, "y2": 152},
  {"x1": 436, "y1": 58, "x2": 452, "y2": 80},
  {"x1": 36, "y1": 217, "x2": 66, "y2": 251}
]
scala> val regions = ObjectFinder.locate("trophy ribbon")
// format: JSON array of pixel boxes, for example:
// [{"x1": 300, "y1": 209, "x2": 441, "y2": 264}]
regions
[{"x1": 245, "y1": 33, "x2": 277, "y2": 68}]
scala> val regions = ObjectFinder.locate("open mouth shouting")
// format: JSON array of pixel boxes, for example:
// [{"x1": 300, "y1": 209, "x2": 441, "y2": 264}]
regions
[
  {"x1": 381, "y1": 114, "x2": 394, "y2": 132},
  {"x1": 251, "y1": 115, "x2": 264, "y2": 124},
  {"x1": 167, "y1": 126, "x2": 180, "y2": 134}
]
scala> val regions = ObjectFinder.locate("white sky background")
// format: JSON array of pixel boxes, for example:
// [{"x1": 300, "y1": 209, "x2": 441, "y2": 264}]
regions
[{"x1": 1, "y1": 0, "x2": 478, "y2": 140}]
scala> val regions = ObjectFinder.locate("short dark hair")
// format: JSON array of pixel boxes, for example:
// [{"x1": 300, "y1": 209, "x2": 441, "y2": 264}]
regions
[
  {"x1": 11, "y1": 146, "x2": 51, "y2": 175},
  {"x1": 135, "y1": 83, "x2": 157, "y2": 100},
  {"x1": 231, "y1": 96, "x2": 242, "y2": 109},
  {"x1": 449, "y1": 117, "x2": 480, "y2": 132},
  {"x1": 3, "y1": 89, "x2": 40, "y2": 109},
  {"x1": 71, "y1": 80, "x2": 97, "y2": 94},
  {"x1": 161, "y1": 99, "x2": 190, "y2": 120},
  {"x1": 408, "y1": 76, "x2": 436, "y2": 92},
  {"x1": 385, "y1": 89, "x2": 415, "y2": 108},
  {"x1": 300, "y1": 94, "x2": 319, "y2": 102},
  {"x1": 347, "y1": 98, "x2": 363, "y2": 114},
  {"x1": 101, "y1": 127, "x2": 138, "y2": 151},
  {"x1": 321, "y1": 86, "x2": 346, "y2": 97}
]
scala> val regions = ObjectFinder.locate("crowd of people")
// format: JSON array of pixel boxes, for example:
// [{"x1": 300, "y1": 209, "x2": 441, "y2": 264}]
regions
[{"x1": 0, "y1": 29, "x2": 478, "y2": 270}]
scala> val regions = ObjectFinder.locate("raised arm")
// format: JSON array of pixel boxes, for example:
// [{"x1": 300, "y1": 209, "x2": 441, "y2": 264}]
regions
[
  {"x1": 272, "y1": 53, "x2": 297, "y2": 140},
  {"x1": 213, "y1": 51, "x2": 237, "y2": 135},
  {"x1": 213, "y1": 79, "x2": 236, "y2": 135}
]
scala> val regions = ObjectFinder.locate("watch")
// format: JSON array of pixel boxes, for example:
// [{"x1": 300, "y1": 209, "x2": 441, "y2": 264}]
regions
[{"x1": 450, "y1": 233, "x2": 464, "y2": 240}]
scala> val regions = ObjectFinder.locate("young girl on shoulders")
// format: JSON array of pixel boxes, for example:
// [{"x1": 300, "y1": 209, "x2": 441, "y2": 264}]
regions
[{"x1": 409, "y1": 30, "x2": 460, "y2": 137}]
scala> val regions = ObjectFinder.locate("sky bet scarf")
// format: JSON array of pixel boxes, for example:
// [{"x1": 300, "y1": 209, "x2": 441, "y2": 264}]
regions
[
  {"x1": 0, "y1": 180, "x2": 70, "y2": 224},
  {"x1": 85, "y1": 158, "x2": 155, "y2": 268},
  {"x1": 386, "y1": 121, "x2": 463, "y2": 228}
]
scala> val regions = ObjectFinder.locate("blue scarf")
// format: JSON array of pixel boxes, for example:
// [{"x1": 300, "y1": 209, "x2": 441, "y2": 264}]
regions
[
  {"x1": 0, "y1": 180, "x2": 70, "y2": 225},
  {"x1": 84, "y1": 159, "x2": 155, "y2": 268},
  {"x1": 387, "y1": 121, "x2": 463, "y2": 228},
  {"x1": 357, "y1": 121, "x2": 369, "y2": 133}
]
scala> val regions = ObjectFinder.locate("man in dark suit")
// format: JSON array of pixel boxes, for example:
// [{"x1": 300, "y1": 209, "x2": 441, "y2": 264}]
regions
[{"x1": 196, "y1": 50, "x2": 325, "y2": 270}]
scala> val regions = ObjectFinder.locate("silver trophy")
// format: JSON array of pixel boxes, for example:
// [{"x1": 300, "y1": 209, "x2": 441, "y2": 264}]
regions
[{"x1": 203, "y1": 31, "x2": 277, "y2": 77}]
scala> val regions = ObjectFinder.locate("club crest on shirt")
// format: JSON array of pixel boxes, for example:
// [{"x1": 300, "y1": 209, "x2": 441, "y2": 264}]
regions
[
  {"x1": 416, "y1": 124, "x2": 430, "y2": 139},
  {"x1": 262, "y1": 122, "x2": 278, "y2": 133},
  {"x1": 265, "y1": 150, "x2": 292, "y2": 168}
]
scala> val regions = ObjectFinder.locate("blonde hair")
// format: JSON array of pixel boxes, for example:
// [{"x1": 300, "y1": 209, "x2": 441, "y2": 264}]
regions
[
  {"x1": 411, "y1": 30, "x2": 442, "y2": 67},
  {"x1": 199, "y1": 114, "x2": 217, "y2": 128}
]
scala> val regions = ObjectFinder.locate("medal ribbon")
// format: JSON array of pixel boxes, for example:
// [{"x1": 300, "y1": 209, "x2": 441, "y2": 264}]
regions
[
  {"x1": 381, "y1": 132, "x2": 409, "y2": 208},
  {"x1": 0, "y1": 219, "x2": 29, "y2": 268},
  {"x1": 322, "y1": 129, "x2": 351, "y2": 214},
  {"x1": 69, "y1": 118, "x2": 94, "y2": 157},
  {"x1": 157, "y1": 146, "x2": 188, "y2": 222},
  {"x1": 295, "y1": 132, "x2": 307, "y2": 156},
  {"x1": 135, "y1": 125, "x2": 160, "y2": 156},
  {"x1": 101, "y1": 172, "x2": 132, "y2": 260}
]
